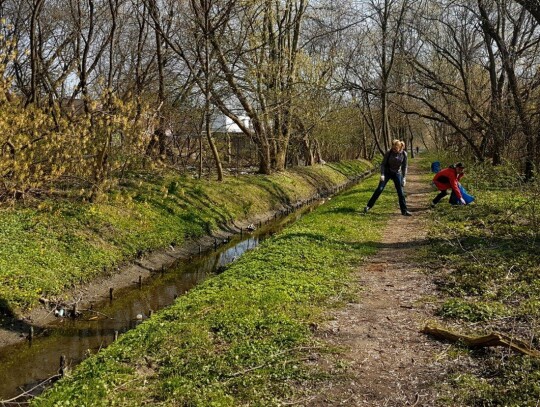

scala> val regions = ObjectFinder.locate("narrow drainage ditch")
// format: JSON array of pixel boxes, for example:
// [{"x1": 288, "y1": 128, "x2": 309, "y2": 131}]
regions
[{"x1": 0, "y1": 170, "x2": 372, "y2": 403}]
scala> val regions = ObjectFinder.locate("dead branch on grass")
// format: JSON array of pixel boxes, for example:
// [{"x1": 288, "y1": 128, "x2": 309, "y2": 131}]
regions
[
  {"x1": 0, "y1": 374, "x2": 61, "y2": 404},
  {"x1": 422, "y1": 323, "x2": 540, "y2": 358}
]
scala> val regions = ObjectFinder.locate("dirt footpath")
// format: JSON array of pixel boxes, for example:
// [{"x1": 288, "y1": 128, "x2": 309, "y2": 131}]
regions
[{"x1": 306, "y1": 161, "x2": 448, "y2": 406}]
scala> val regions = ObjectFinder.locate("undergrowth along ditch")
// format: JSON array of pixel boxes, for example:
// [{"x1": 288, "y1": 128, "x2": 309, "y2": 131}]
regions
[
  {"x1": 31, "y1": 171, "x2": 396, "y2": 406},
  {"x1": 424, "y1": 159, "x2": 540, "y2": 406},
  {"x1": 0, "y1": 160, "x2": 371, "y2": 316}
]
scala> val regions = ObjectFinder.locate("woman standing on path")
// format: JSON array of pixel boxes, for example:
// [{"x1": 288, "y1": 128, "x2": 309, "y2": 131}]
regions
[{"x1": 364, "y1": 139, "x2": 412, "y2": 216}]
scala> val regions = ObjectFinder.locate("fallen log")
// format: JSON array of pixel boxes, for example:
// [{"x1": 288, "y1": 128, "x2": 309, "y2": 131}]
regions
[{"x1": 422, "y1": 323, "x2": 540, "y2": 358}]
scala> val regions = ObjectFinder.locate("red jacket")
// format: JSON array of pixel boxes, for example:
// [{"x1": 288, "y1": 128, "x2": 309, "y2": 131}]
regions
[{"x1": 433, "y1": 167, "x2": 464, "y2": 199}]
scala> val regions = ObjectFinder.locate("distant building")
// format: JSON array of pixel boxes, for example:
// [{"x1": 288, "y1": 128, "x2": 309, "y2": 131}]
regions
[
  {"x1": 211, "y1": 114, "x2": 251, "y2": 134},
  {"x1": 59, "y1": 98, "x2": 87, "y2": 116}
]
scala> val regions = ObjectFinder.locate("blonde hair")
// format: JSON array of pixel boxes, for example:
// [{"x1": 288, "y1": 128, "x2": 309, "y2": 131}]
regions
[{"x1": 392, "y1": 139, "x2": 401, "y2": 148}]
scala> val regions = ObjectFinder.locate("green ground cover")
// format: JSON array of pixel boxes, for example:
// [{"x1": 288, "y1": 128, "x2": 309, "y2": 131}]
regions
[
  {"x1": 32, "y1": 168, "x2": 395, "y2": 406},
  {"x1": 423, "y1": 159, "x2": 540, "y2": 406},
  {"x1": 0, "y1": 161, "x2": 371, "y2": 315}
]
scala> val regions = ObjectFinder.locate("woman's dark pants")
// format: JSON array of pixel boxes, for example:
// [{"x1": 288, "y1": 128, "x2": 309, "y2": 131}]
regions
[{"x1": 366, "y1": 172, "x2": 408, "y2": 213}]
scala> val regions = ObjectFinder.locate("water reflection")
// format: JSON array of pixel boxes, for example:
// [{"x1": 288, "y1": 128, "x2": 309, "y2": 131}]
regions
[{"x1": 0, "y1": 205, "x2": 313, "y2": 401}]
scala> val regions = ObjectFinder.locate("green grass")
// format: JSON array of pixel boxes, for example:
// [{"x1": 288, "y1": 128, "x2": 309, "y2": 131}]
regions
[
  {"x1": 424, "y1": 161, "x2": 540, "y2": 406},
  {"x1": 32, "y1": 170, "x2": 397, "y2": 406},
  {"x1": 0, "y1": 161, "x2": 372, "y2": 315},
  {"x1": 0, "y1": 161, "x2": 370, "y2": 312}
]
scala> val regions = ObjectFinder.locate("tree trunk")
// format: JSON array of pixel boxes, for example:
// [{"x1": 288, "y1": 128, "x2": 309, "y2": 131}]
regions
[
  {"x1": 273, "y1": 136, "x2": 289, "y2": 171},
  {"x1": 28, "y1": 0, "x2": 45, "y2": 106},
  {"x1": 205, "y1": 128, "x2": 223, "y2": 181},
  {"x1": 478, "y1": 1, "x2": 535, "y2": 179},
  {"x1": 258, "y1": 141, "x2": 272, "y2": 174}
]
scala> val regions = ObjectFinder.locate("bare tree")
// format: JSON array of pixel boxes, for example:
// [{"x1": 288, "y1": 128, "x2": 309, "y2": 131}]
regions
[
  {"x1": 514, "y1": 0, "x2": 540, "y2": 24},
  {"x1": 401, "y1": 2, "x2": 489, "y2": 159},
  {"x1": 144, "y1": 0, "x2": 224, "y2": 180},
  {"x1": 477, "y1": 0, "x2": 538, "y2": 179},
  {"x1": 339, "y1": 0, "x2": 415, "y2": 156},
  {"x1": 150, "y1": 0, "x2": 308, "y2": 174},
  {"x1": 201, "y1": 0, "x2": 308, "y2": 173}
]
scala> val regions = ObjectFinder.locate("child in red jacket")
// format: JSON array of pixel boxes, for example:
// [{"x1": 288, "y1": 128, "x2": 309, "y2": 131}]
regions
[{"x1": 431, "y1": 163, "x2": 466, "y2": 207}]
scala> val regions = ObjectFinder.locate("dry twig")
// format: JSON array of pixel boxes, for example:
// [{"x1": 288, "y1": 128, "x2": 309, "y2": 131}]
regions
[{"x1": 0, "y1": 374, "x2": 61, "y2": 405}]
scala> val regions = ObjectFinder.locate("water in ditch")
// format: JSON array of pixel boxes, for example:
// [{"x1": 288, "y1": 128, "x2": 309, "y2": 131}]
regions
[{"x1": 0, "y1": 202, "x2": 322, "y2": 402}]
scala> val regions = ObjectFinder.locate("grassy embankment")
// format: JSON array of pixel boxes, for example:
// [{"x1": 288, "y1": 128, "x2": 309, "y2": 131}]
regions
[
  {"x1": 31, "y1": 164, "x2": 399, "y2": 406},
  {"x1": 421, "y1": 157, "x2": 540, "y2": 406},
  {"x1": 0, "y1": 161, "x2": 373, "y2": 316}
]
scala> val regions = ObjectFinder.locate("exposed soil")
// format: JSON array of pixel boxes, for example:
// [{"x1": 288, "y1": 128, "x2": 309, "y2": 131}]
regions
[{"x1": 303, "y1": 161, "x2": 448, "y2": 406}]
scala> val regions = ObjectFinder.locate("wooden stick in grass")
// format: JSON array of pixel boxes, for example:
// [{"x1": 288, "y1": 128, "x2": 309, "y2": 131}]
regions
[{"x1": 422, "y1": 323, "x2": 540, "y2": 358}]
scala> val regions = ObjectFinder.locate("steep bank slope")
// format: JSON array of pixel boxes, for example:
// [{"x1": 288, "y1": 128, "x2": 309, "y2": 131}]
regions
[
  {"x1": 30, "y1": 161, "x2": 392, "y2": 406},
  {"x1": 0, "y1": 161, "x2": 371, "y2": 344}
]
